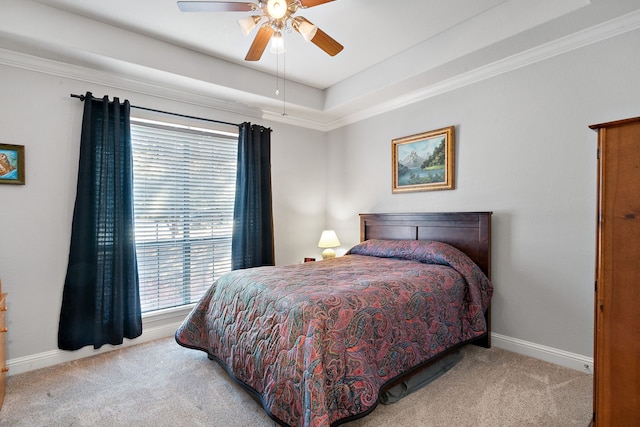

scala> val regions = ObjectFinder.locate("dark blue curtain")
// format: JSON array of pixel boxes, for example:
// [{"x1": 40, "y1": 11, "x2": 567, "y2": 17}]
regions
[
  {"x1": 232, "y1": 122, "x2": 275, "y2": 270},
  {"x1": 58, "y1": 92, "x2": 142, "y2": 351}
]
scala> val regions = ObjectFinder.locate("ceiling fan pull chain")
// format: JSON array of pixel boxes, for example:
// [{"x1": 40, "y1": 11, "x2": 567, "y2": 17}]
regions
[
  {"x1": 275, "y1": 52, "x2": 280, "y2": 96},
  {"x1": 282, "y1": 50, "x2": 287, "y2": 116}
]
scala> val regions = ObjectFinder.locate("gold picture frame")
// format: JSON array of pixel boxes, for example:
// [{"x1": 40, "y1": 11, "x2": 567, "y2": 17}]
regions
[
  {"x1": 392, "y1": 126, "x2": 455, "y2": 193},
  {"x1": 0, "y1": 143, "x2": 25, "y2": 185}
]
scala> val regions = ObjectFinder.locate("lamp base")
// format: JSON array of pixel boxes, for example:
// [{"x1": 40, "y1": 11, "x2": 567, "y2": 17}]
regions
[{"x1": 321, "y1": 248, "x2": 336, "y2": 259}]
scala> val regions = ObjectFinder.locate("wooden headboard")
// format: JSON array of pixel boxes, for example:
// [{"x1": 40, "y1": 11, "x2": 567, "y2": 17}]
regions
[{"x1": 359, "y1": 212, "x2": 492, "y2": 278}]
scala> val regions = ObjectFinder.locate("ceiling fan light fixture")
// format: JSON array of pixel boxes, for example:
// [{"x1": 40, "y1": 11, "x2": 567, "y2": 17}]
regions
[
  {"x1": 266, "y1": 0, "x2": 288, "y2": 19},
  {"x1": 297, "y1": 20, "x2": 317, "y2": 42},
  {"x1": 238, "y1": 15, "x2": 262, "y2": 35},
  {"x1": 269, "y1": 31, "x2": 285, "y2": 54},
  {"x1": 177, "y1": 0, "x2": 343, "y2": 61}
]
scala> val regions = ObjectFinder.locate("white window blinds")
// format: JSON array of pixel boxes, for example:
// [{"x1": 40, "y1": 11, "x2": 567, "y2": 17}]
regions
[{"x1": 131, "y1": 119, "x2": 238, "y2": 313}]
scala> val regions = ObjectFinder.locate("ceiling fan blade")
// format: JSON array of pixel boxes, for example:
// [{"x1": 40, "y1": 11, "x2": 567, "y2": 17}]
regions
[
  {"x1": 299, "y1": 0, "x2": 334, "y2": 7},
  {"x1": 293, "y1": 17, "x2": 343, "y2": 56},
  {"x1": 177, "y1": 1, "x2": 255, "y2": 12},
  {"x1": 245, "y1": 25, "x2": 274, "y2": 61},
  {"x1": 311, "y1": 27, "x2": 343, "y2": 56}
]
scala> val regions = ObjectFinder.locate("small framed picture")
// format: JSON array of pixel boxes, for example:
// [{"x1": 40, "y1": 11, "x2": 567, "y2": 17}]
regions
[
  {"x1": 304, "y1": 257, "x2": 316, "y2": 263},
  {"x1": 392, "y1": 126, "x2": 455, "y2": 193},
  {"x1": 0, "y1": 143, "x2": 25, "y2": 185}
]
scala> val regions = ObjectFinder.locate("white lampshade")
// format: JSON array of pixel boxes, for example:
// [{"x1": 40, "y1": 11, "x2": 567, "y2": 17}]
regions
[
  {"x1": 266, "y1": 0, "x2": 287, "y2": 19},
  {"x1": 292, "y1": 17, "x2": 318, "y2": 42},
  {"x1": 297, "y1": 20, "x2": 317, "y2": 42},
  {"x1": 270, "y1": 31, "x2": 285, "y2": 54},
  {"x1": 238, "y1": 16, "x2": 262, "y2": 36},
  {"x1": 318, "y1": 230, "x2": 340, "y2": 259}
]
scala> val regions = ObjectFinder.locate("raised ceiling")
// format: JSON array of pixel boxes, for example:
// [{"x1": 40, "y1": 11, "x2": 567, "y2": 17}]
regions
[{"x1": 3, "y1": 0, "x2": 640, "y2": 129}]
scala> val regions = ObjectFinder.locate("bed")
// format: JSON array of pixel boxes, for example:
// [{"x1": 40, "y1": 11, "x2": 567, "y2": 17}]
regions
[{"x1": 175, "y1": 212, "x2": 493, "y2": 426}]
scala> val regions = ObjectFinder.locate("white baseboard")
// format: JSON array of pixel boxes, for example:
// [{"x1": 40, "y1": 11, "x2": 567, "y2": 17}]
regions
[
  {"x1": 7, "y1": 320, "x2": 184, "y2": 376},
  {"x1": 7, "y1": 328, "x2": 593, "y2": 376},
  {"x1": 491, "y1": 332, "x2": 593, "y2": 374}
]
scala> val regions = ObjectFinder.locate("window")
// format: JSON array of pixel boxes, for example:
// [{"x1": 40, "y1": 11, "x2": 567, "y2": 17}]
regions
[{"x1": 131, "y1": 118, "x2": 238, "y2": 313}]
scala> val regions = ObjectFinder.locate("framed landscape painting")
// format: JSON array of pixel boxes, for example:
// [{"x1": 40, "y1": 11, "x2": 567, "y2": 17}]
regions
[
  {"x1": 0, "y1": 143, "x2": 25, "y2": 185},
  {"x1": 392, "y1": 126, "x2": 455, "y2": 193}
]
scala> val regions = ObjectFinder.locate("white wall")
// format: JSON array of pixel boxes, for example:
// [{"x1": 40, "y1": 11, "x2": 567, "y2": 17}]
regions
[
  {"x1": 268, "y1": 120, "x2": 329, "y2": 264},
  {"x1": 1, "y1": 0, "x2": 639, "y2": 376},
  {"x1": 0, "y1": 62, "x2": 327, "y2": 371},
  {"x1": 326, "y1": 28, "x2": 640, "y2": 362}
]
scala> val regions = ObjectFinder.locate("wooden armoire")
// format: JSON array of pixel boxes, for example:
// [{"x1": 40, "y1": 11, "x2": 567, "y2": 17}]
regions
[{"x1": 589, "y1": 117, "x2": 640, "y2": 426}]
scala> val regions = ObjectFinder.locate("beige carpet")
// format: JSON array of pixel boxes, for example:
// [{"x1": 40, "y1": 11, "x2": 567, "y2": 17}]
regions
[{"x1": 0, "y1": 337, "x2": 592, "y2": 426}]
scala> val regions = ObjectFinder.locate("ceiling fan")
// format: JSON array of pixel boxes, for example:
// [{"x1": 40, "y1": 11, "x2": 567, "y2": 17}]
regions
[{"x1": 177, "y1": 0, "x2": 344, "y2": 61}]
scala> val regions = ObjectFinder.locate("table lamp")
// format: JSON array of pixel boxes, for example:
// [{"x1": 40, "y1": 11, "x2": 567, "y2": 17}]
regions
[{"x1": 318, "y1": 230, "x2": 340, "y2": 259}]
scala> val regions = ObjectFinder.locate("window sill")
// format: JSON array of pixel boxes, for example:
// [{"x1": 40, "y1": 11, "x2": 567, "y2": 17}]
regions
[
  {"x1": 141, "y1": 304, "x2": 195, "y2": 335},
  {"x1": 142, "y1": 304, "x2": 195, "y2": 321}
]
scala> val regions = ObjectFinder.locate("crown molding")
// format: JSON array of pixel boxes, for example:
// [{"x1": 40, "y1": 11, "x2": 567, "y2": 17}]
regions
[
  {"x1": 1, "y1": 8, "x2": 639, "y2": 132},
  {"x1": 261, "y1": 109, "x2": 329, "y2": 131},
  {"x1": 322, "y1": 8, "x2": 640, "y2": 131},
  {"x1": 0, "y1": 47, "x2": 263, "y2": 120}
]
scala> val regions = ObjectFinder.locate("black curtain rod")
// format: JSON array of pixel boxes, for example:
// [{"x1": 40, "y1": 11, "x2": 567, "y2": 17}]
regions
[{"x1": 70, "y1": 93, "x2": 241, "y2": 128}]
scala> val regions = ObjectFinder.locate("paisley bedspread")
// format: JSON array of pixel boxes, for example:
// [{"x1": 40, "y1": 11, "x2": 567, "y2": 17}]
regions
[{"x1": 175, "y1": 240, "x2": 493, "y2": 427}]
